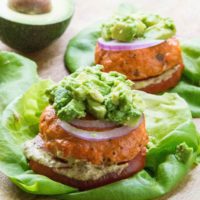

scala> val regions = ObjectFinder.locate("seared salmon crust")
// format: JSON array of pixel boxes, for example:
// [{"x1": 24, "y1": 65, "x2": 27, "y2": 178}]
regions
[
  {"x1": 40, "y1": 106, "x2": 148, "y2": 165},
  {"x1": 95, "y1": 37, "x2": 183, "y2": 81}
]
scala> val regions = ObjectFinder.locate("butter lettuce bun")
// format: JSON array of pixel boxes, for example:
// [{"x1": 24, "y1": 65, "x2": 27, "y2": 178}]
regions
[
  {"x1": 23, "y1": 65, "x2": 148, "y2": 190},
  {"x1": 95, "y1": 14, "x2": 184, "y2": 93}
]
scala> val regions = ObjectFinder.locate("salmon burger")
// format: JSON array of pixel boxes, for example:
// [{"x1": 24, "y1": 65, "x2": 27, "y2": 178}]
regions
[
  {"x1": 23, "y1": 65, "x2": 148, "y2": 190},
  {"x1": 95, "y1": 14, "x2": 184, "y2": 93}
]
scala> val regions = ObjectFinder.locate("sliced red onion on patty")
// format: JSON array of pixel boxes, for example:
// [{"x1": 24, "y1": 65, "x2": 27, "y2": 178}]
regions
[
  {"x1": 98, "y1": 37, "x2": 165, "y2": 51},
  {"x1": 69, "y1": 119, "x2": 119, "y2": 131},
  {"x1": 58, "y1": 115, "x2": 143, "y2": 141}
]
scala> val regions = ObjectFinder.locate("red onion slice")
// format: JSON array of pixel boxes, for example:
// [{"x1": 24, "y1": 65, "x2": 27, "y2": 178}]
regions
[
  {"x1": 69, "y1": 119, "x2": 118, "y2": 130},
  {"x1": 58, "y1": 116, "x2": 143, "y2": 141},
  {"x1": 98, "y1": 38, "x2": 165, "y2": 51}
]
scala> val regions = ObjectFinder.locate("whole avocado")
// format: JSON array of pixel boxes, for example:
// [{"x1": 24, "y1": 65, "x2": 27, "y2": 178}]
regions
[{"x1": 0, "y1": 0, "x2": 74, "y2": 52}]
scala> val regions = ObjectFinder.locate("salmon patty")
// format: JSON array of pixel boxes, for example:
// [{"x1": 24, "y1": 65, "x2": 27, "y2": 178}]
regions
[
  {"x1": 40, "y1": 106, "x2": 148, "y2": 165},
  {"x1": 95, "y1": 37, "x2": 183, "y2": 92}
]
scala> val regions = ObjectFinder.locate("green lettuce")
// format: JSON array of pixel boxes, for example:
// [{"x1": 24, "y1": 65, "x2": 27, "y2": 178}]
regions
[
  {"x1": 0, "y1": 51, "x2": 39, "y2": 180},
  {"x1": 169, "y1": 40, "x2": 200, "y2": 117},
  {"x1": 180, "y1": 39, "x2": 200, "y2": 85},
  {"x1": 64, "y1": 21, "x2": 200, "y2": 118},
  {"x1": 0, "y1": 80, "x2": 77, "y2": 195},
  {"x1": 2, "y1": 80, "x2": 53, "y2": 143},
  {"x1": 0, "y1": 52, "x2": 76, "y2": 195},
  {"x1": 1, "y1": 80, "x2": 200, "y2": 199},
  {"x1": 0, "y1": 51, "x2": 38, "y2": 113}
]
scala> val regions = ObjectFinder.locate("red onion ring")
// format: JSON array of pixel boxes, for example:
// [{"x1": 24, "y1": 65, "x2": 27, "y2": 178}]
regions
[
  {"x1": 69, "y1": 119, "x2": 118, "y2": 130},
  {"x1": 98, "y1": 38, "x2": 165, "y2": 51},
  {"x1": 58, "y1": 115, "x2": 143, "y2": 141}
]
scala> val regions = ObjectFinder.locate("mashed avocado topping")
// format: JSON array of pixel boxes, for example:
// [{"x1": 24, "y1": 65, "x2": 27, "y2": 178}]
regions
[
  {"x1": 175, "y1": 143, "x2": 193, "y2": 164},
  {"x1": 101, "y1": 13, "x2": 176, "y2": 42},
  {"x1": 46, "y1": 65, "x2": 143, "y2": 126}
]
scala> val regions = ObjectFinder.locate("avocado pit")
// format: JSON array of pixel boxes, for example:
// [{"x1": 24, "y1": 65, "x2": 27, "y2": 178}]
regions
[{"x1": 8, "y1": 0, "x2": 52, "y2": 15}]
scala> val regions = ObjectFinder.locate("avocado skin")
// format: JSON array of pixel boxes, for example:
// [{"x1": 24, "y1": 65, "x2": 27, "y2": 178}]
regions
[{"x1": 0, "y1": 16, "x2": 72, "y2": 52}]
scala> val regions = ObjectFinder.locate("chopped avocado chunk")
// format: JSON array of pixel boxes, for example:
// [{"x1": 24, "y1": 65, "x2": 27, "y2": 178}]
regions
[
  {"x1": 87, "y1": 99, "x2": 107, "y2": 119},
  {"x1": 111, "y1": 22, "x2": 137, "y2": 42},
  {"x1": 175, "y1": 143, "x2": 193, "y2": 164},
  {"x1": 134, "y1": 19, "x2": 146, "y2": 37},
  {"x1": 46, "y1": 65, "x2": 143, "y2": 125},
  {"x1": 142, "y1": 14, "x2": 161, "y2": 27},
  {"x1": 101, "y1": 13, "x2": 176, "y2": 42},
  {"x1": 57, "y1": 99, "x2": 85, "y2": 122},
  {"x1": 144, "y1": 18, "x2": 176, "y2": 40}
]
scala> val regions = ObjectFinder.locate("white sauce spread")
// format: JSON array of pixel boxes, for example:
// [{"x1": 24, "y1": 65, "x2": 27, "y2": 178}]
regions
[
  {"x1": 134, "y1": 65, "x2": 180, "y2": 89},
  {"x1": 23, "y1": 136, "x2": 128, "y2": 181}
]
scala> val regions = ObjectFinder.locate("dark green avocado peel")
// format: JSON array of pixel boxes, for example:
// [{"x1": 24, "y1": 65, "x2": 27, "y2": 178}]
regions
[{"x1": 0, "y1": 0, "x2": 74, "y2": 52}]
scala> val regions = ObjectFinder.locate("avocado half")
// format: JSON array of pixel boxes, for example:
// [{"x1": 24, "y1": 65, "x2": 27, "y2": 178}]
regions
[{"x1": 0, "y1": 0, "x2": 74, "y2": 52}]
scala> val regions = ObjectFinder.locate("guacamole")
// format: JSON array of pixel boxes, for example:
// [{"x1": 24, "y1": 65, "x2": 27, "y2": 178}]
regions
[
  {"x1": 101, "y1": 13, "x2": 176, "y2": 42},
  {"x1": 46, "y1": 65, "x2": 143, "y2": 126}
]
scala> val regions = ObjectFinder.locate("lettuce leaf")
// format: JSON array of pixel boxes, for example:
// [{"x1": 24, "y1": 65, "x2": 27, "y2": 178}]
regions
[
  {"x1": 0, "y1": 52, "x2": 76, "y2": 195},
  {"x1": 169, "y1": 40, "x2": 200, "y2": 117},
  {"x1": 0, "y1": 80, "x2": 77, "y2": 195},
  {"x1": 170, "y1": 80, "x2": 200, "y2": 118},
  {"x1": 2, "y1": 80, "x2": 53, "y2": 143},
  {"x1": 0, "y1": 51, "x2": 39, "y2": 179},
  {"x1": 64, "y1": 23, "x2": 200, "y2": 117},
  {"x1": 1, "y1": 82, "x2": 200, "y2": 199},
  {"x1": 0, "y1": 51, "x2": 38, "y2": 177},
  {"x1": 0, "y1": 51, "x2": 38, "y2": 114},
  {"x1": 180, "y1": 39, "x2": 200, "y2": 85},
  {"x1": 65, "y1": 23, "x2": 101, "y2": 72}
]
